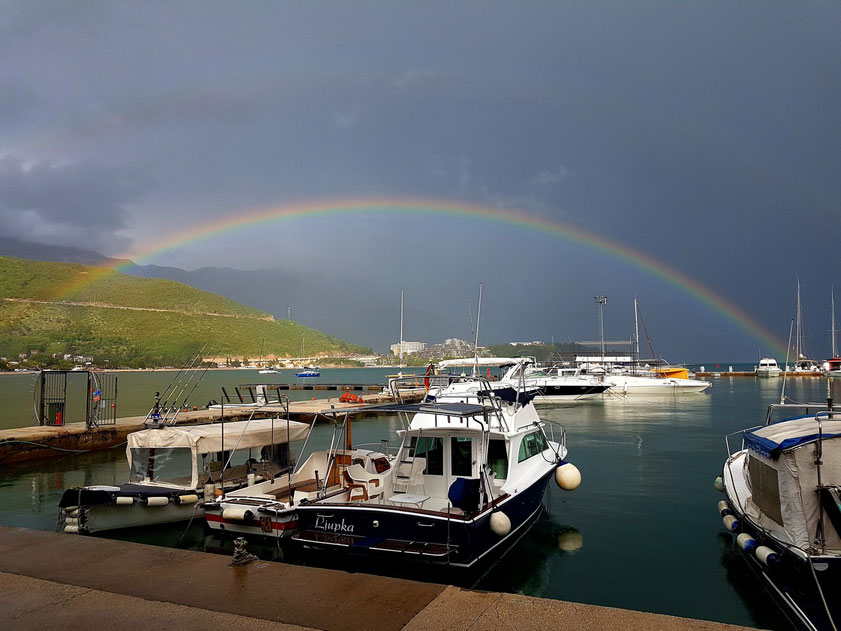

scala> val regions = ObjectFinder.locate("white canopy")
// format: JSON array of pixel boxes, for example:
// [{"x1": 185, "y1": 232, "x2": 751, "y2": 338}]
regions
[
  {"x1": 437, "y1": 357, "x2": 525, "y2": 369},
  {"x1": 126, "y1": 418, "x2": 311, "y2": 455}
]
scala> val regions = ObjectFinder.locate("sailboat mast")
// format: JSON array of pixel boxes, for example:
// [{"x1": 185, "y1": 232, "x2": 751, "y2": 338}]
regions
[
  {"x1": 634, "y1": 296, "x2": 640, "y2": 363},
  {"x1": 399, "y1": 289, "x2": 404, "y2": 368},
  {"x1": 796, "y1": 278, "x2": 803, "y2": 359},
  {"x1": 830, "y1": 286, "x2": 838, "y2": 357},
  {"x1": 473, "y1": 283, "x2": 483, "y2": 377}
]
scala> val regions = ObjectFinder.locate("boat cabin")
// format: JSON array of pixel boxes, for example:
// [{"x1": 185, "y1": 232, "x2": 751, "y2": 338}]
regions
[{"x1": 742, "y1": 415, "x2": 841, "y2": 552}]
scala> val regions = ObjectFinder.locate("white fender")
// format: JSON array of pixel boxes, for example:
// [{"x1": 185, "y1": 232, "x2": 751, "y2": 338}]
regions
[
  {"x1": 115, "y1": 496, "x2": 134, "y2": 506},
  {"x1": 177, "y1": 494, "x2": 199, "y2": 505},
  {"x1": 222, "y1": 507, "x2": 255, "y2": 521},
  {"x1": 756, "y1": 545, "x2": 779, "y2": 566},
  {"x1": 145, "y1": 496, "x2": 169, "y2": 507},
  {"x1": 555, "y1": 463, "x2": 581, "y2": 491},
  {"x1": 489, "y1": 511, "x2": 511, "y2": 536},
  {"x1": 736, "y1": 533, "x2": 756, "y2": 552},
  {"x1": 722, "y1": 514, "x2": 740, "y2": 531}
]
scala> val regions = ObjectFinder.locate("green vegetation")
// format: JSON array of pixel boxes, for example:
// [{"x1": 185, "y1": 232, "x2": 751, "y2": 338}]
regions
[{"x1": 0, "y1": 256, "x2": 369, "y2": 367}]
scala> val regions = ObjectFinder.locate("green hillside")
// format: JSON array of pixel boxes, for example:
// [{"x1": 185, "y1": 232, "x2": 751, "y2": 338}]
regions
[{"x1": 0, "y1": 256, "x2": 368, "y2": 367}]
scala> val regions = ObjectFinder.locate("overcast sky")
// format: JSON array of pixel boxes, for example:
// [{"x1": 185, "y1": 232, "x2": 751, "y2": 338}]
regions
[{"x1": 1, "y1": 1, "x2": 839, "y2": 360}]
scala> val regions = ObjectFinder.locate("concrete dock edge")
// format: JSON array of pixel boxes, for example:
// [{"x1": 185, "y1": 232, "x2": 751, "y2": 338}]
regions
[{"x1": 0, "y1": 526, "x2": 759, "y2": 631}]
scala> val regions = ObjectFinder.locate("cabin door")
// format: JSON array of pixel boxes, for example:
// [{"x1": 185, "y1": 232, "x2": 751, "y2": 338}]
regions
[{"x1": 447, "y1": 434, "x2": 477, "y2": 484}]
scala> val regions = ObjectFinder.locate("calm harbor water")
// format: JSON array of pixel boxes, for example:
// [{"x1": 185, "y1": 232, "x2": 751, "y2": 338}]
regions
[{"x1": 0, "y1": 368, "x2": 831, "y2": 629}]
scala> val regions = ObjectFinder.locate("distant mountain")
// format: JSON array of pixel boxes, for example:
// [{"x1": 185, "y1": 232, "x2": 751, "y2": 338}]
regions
[
  {"x1": 0, "y1": 255, "x2": 368, "y2": 367},
  {"x1": 0, "y1": 235, "x2": 130, "y2": 267},
  {"x1": 0, "y1": 235, "x2": 457, "y2": 350},
  {"x1": 123, "y1": 263, "x2": 456, "y2": 351}
]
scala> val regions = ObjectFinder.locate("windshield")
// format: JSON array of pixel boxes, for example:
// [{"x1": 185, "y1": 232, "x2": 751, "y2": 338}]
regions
[{"x1": 129, "y1": 448, "x2": 194, "y2": 485}]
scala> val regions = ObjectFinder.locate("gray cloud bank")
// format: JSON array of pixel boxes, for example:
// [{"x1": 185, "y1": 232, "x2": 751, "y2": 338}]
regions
[{"x1": 0, "y1": 1, "x2": 839, "y2": 359}]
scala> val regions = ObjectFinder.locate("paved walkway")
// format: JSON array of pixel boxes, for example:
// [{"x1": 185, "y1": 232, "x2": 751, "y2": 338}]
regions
[{"x1": 0, "y1": 527, "x2": 758, "y2": 631}]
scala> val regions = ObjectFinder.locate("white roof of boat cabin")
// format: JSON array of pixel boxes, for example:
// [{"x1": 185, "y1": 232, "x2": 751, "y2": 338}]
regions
[
  {"x1": 437, "y1": 357, "x2": 524, "y2": 368},
  {"x1": 126, "y1": 418, "x2": 311, "y2": 454},
  {"x1": 744, "y1": 417, "x2": 841, "y2": 457}
]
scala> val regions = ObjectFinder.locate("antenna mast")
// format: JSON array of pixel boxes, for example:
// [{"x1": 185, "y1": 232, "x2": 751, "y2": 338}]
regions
[{"x1": 473, "y1": 283, "x2": 483, "y2": 377}]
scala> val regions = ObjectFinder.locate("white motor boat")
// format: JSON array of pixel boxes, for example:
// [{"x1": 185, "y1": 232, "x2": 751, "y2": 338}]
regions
[
  {"x1": 58, "y1": 417, "x2": 310, "y2": 534},
  {"x1": 504, "y1": 360, "x2": 611, "y2": 403},
  {"x1": 292, "y1": 381, "x2": 581, "y2": 568},
  {"x1": 718, "y1": 402, "x2": 841, "y2": 630},
  {"x1": 431, "y1": 358, "x2": 610, "y2": 403},
  {"x1": 598, "y1": 368, "x2": 712, "y2": 394},
  {"x1": 757, "y1": 357, "x2": 783, "y2": 378}
]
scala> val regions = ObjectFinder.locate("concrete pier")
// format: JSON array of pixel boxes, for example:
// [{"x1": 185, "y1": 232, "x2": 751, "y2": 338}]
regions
[
  {"x1": 0, "y1": 389, "x2": 422, "y2": 464},
  {"x1": 0, "y1": 526, "x2": 757, "y2": 631}
]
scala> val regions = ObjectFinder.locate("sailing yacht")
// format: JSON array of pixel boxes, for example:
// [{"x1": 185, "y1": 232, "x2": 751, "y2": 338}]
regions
[
  {"x1": 791, "y1": 279, "x2": 821, "y2": 373},
  {"x1": 579, "y1": 298, "x2": 711, "y2": 394}
]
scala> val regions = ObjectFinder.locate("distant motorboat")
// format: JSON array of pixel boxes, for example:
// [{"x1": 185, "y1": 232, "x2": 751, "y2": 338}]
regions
[
  {"x1": 296, "y1": 366, "x2": 320, "y2": 378},
  {"x1": 756, "y1": 357, "x2": 782, "y2": 378},
  {"x1": 258, "y1": 368, "x2": 278, "y2": 374}
]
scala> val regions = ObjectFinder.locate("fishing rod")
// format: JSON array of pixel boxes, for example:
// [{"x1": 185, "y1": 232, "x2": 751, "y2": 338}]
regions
[
  {"x1": 158, "y1": 343, "x2": 208, "y2": 411},
  {"x1": 143, "y1": 345, "x2": 208, "y2": 425},
  {"x1": 169, "y1": 345, "x2": 221, "y2": 424},
  {"x1": 158, "y1": 343, "x2": 207, "y2": 412},
  {"x1": 164, "y1": 344, "x2": 219, "y2": 423}
]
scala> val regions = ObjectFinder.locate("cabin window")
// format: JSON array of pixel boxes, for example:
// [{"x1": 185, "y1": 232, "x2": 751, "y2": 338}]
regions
[
  {"x1": 748, "y1": 455, "x2": 783, "y2": 525},
  {"x1": 451, "y1": 437, "x2": 473, "y2": 477},
  {"x1": 412, "y1": 437, "x2": 444, "y2": 476},
  {"x1": 129, "y1": 448, "x2": 193, "y2": 484},
  {"x1": 488, "y1": 439, "x2": 509, "y2": 479},
  {"x1": 518, "y1": 431, "x2": 549, "y2": 462}
]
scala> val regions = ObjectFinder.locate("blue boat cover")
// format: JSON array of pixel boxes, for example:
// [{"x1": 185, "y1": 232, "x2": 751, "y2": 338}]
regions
[{"x1": 743, "y1": 416, "x2": 841, "y2": 458}]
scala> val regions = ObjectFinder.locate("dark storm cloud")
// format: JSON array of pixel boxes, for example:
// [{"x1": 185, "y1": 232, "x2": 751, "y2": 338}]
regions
[
  {"x1": 0, "y1": 158, "x2": 148, "y2": 252},
  {"x1": 0, "y1": 1, "x2": 839, "y2": 358}
]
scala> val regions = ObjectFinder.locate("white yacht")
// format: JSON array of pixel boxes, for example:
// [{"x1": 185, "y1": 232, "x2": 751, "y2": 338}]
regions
[
  {"x1": 757, "y1": 357, "x2": 782, "y2": 378},
  {"x1": 291, "y1": 381, "x2": 581, "y2": 568}
]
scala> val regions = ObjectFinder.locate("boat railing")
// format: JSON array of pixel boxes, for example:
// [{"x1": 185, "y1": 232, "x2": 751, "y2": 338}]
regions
[
  {"x1": 542, "y1": 420, "x2": 567, "y2": 454},
  {"x1": 724, "y1": 426, "x2": 762, "y2": 457},
  {"x1": 765, "y1": 402, "x2": 841, "y2": 426}
]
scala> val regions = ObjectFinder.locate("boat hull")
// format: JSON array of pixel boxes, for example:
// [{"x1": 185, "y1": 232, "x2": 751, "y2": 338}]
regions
[
  {"x1": 205, "y1": 507, "x2": 298, "y2": 539},
  {"x1": 59, "y1": 485, "x2": 205, "y2": 534},
  {"x1": 75, "y1": 501, "x2": 203, "y2": 534},
  {"x1": 532, "y1": 384, "x2": 611, "y2": 403},
  {"x1": 293, "y1": 469, "x2": 554, "y2": 568},
  {"x1": 604, "y1": 377, "x2": 711, "y2": 394}
]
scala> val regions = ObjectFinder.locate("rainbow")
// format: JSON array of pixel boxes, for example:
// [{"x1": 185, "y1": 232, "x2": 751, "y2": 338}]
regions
[{"x1": 52, "y1": 196, "x2": 787, "y2": 356}]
